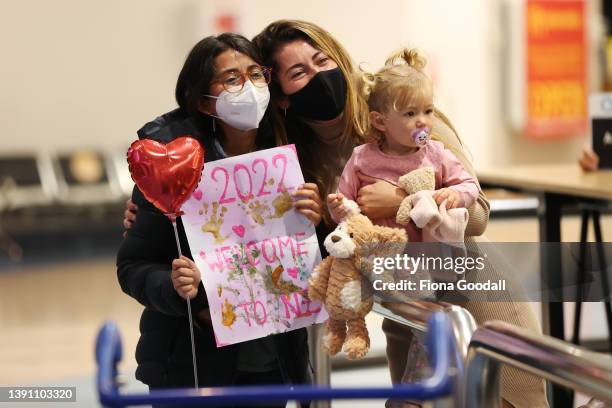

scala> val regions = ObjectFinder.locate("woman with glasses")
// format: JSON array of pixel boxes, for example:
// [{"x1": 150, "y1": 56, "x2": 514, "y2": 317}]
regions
[
  {"x1": 121, "y1": 20, "x2": 549, "y2": 408},
  {"x1": 117, "y1": 33, "x2": 315, "y2": 408}
]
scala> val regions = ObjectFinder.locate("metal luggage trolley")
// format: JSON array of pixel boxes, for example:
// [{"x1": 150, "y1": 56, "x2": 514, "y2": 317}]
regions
[{"x1": 96, "y1": 312, "x2": 458, "y2": 407}]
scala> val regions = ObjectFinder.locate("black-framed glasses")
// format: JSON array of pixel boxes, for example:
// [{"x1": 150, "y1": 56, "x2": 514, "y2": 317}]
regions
[{"x1": 211, "y1": 66, "x2": 272, "y2": 93}]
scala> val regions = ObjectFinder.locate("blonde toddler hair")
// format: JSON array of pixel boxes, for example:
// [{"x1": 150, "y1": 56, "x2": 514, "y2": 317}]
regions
[{"x1": 359, "y1": 48, "x2": 434, "y2": 145}]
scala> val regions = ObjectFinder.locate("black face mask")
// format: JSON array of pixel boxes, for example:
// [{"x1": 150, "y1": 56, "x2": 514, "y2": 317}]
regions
[{"x1": 287, "y1": 67, "x2": 347, "y2": 121}]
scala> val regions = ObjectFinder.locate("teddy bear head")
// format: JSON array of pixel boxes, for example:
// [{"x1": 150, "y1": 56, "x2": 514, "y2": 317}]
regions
[
  {"x1": 323, "y1": 220, "x2": 358, "y2": 258},
  {"x1": 324, "y1": 199, "x2": 408, "y2": 261},
  {"x1": 397, "y1": 166, "x2": 435, "y2": 194},
  {"x1": 396, "y1": 166, "x2": 436, "y2": 226}
]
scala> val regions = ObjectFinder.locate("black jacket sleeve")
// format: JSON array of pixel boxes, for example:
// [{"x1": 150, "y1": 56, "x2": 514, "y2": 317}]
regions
[
  {"x1": 118, "y1": 109, "x2": 215, "y2": 317},
  {"x1": 116, "y1": 186, "x2": 208, "y2": 316}
]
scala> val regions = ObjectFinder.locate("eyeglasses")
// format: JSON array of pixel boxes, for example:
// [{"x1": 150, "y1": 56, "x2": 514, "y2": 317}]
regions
[{"x1": 211, "y1": 66, "x2": 272, "y2": 93}]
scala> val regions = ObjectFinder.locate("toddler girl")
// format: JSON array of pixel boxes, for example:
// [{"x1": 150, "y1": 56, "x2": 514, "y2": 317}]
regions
[
  {"x1": 327, "y1": 49, "x2": 480, "y2": 407},
  {"x1": 328, "y1": 48, "x2": 479, "y2": 243}
]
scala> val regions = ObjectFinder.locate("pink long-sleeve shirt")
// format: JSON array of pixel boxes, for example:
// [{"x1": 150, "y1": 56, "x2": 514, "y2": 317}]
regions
[{"x1": 337, "y1": 141, "x2": 479, "y2": 242}]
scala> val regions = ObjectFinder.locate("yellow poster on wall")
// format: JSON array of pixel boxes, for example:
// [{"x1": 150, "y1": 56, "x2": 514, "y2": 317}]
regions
[{"x1": 525, "y1": 0, "x2": 587, "y2": 139}]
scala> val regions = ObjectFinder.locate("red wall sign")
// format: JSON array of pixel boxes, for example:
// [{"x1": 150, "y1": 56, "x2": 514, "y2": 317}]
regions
[{"x1": 525, "y1": 0, "x2": 587, "y2": 139}]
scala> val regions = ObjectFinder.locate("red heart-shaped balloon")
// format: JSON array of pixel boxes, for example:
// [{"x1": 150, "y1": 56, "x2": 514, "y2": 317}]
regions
[{"x1": 127, "y1": 136, "x2": 205, "y2": 216}]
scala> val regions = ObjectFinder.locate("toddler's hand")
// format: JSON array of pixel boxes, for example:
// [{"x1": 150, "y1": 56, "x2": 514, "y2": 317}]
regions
[
  {"x1": 171, "y1": 256, "x2": 201, "y2": 300},
  {"x1": 327, "y1": 193, "x2": 347, "y2": 221},
  {"x1": 433, "y1": 188, "x2": 460, "y2": 209}
]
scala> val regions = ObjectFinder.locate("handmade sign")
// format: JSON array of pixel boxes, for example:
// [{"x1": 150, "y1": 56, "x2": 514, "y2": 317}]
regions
[{"x1": 181, "y1": 145, "x2": 326, "y2": 346}]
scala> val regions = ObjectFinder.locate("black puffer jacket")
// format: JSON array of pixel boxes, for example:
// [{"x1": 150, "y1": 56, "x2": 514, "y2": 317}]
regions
[{"x1": 117, "y1": 109, "x2": 310, "y2": 388}]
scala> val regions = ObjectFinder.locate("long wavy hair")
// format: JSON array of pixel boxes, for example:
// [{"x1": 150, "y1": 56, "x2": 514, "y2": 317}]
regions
[
  {"x1": 253, "y1": 20, "x2": 369, "y2": 143},
  {"x1": 253, "y1": 21, "x2": 466, "y2": 227}
]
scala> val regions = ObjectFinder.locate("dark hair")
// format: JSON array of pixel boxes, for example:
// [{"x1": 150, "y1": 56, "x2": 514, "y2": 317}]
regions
[
  {"x1": 176, "y1": 33, "x2": 262, "y2": 115},
  {"x1": 175, "y1": 33, "x2": 286, "y2": 146}
]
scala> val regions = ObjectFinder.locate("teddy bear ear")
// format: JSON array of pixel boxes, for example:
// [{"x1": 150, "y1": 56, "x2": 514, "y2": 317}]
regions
[{"x1": 342, "y1": 198, "x2": 361, "y2": 216}]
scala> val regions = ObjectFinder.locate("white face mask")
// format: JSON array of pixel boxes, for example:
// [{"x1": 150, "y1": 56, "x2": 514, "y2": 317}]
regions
[{"x1": 208, "y1": 81, "x2": 270, "y2": 131}]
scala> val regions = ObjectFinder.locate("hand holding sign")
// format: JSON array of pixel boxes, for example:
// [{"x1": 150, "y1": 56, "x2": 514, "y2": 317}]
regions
[
  {"x1": 291, "y1": 183, "x2": 323, "y2": 226},
  {"x1": 181, "y1": 145, "x2": 326, "y2": 347}
]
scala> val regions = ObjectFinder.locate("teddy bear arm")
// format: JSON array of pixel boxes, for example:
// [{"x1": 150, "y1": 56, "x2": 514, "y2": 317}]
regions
[
  {"x1": 395, "y1": 196, "x2": 413, "y2": 225},
  {"x1": 308, "y1": 256, "x2": 333, "y2": 302}
]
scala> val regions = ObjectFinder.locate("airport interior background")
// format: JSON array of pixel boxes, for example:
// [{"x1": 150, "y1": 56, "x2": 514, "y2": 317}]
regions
[{"x1": 2, "y1": 0, "x2": 612, "y2": 407}]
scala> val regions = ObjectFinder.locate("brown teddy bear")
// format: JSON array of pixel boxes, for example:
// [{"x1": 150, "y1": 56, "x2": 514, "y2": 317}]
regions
[
  {"x1": 308, "y1": 199, "x2": 407, "y2": 359},
  {"x1": 395, "y1": 166, "x2": 436, "y2": 225}
]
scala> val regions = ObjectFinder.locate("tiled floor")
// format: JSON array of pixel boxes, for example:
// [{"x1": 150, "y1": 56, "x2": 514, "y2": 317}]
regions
[{"x1": 1, "y1": 214, "x2": 611, "y2": 407}]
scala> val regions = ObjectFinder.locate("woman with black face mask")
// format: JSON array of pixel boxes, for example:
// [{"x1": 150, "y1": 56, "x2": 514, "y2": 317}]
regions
[
  {"x1": 253, "y1": 20, "x2": 550, "y2": 408},
  {"x1": 252, "y1": 21, "x2": 489, "y2": 242},
  {"x1": 121, "y1": 20, "x2": 549, "y2": 408},
  {"x1": 285, "y1": 66, "x2": 347, "y2": 121}
]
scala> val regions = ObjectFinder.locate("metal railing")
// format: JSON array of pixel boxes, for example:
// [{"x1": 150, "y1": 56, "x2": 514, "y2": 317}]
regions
[
  {"x1": 96, "y1": 313, "x2": 455, "y2": 407},
  {"x1": 465, "y1": 320, "x2": 612, "y2": 407},
  {"x1": 374, "y1": 299, "x2": 477, "y2": 408},
  {"x1": 374, "y1": 300, "x2": 477, "y2": 361},
  {"x1": 307, "y1": 324, "x2": 331, "y2": 408},
  {"x1": 304, "y1": 300, "x2": 477, "y2": 408}
]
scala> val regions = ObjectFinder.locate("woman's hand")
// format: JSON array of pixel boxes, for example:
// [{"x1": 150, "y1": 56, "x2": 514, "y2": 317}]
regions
[
  {"x1": 433, "y1": 188, "x2": 460, "y2": 209},
  {"x1": 123, "y1": 199, "x2": 138, "y2": 228},
  {"x1": 356, "y1": 172, "x2": 406, "y2": 220},
  {"x1": 171, "y1": 256, "x2": 201, "y2": 300},
  {"x1": 292, "y1": 183, "x2": 323, "y2": 227},
  {"x1": 578, "y1": 146, "x2": 599, "y2": 172}
]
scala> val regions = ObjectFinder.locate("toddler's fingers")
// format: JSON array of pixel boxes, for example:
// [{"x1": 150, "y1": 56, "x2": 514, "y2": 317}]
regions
[
  {"x1": 327, "y1": 193, "x2": 345, "y2": 204},
  {"x1": 437, "y1": 189, "x2": 450, "y2": 204},
  {"x1": 327, "y1": 193, "x2": 337, "y2": 203},
  {"x1": 452, "y1": 195, "x2": 461, "y2": 208},
  {"x1": 328, "y1": 200, "x2": 342, "y2": 210}
]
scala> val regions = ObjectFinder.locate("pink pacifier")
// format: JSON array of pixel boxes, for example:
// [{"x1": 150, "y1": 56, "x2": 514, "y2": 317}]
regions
[{"x1": 412, "y1": 128, "x2": 431, "y2": 146}]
